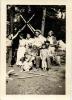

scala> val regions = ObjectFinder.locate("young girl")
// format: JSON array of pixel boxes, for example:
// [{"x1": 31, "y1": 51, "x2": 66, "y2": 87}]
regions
[
  {"x1": 16, "y1": 36, "x2": 26, "y2": 66},
  {"x1": 40, "y1": 44, "x2": 48, "y2": 70}
]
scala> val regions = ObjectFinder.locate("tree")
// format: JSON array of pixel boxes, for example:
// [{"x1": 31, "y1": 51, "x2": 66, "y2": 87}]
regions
[{"x1": 41, "y1": 7, "x2": 46, "y2": 35}]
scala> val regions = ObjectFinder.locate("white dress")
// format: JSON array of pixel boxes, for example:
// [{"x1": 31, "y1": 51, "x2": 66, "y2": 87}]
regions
[
  {"x1": 40, "y1": 49, "x2": 48, "y2": 69},
  {"x1": 16, "y1": 39, "x2": 26, "y2": 65}
]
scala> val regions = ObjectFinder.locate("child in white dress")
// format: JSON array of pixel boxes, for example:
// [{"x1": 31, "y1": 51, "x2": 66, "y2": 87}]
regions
[
  {"x1": 40, "y1": 44, "x2": 48, "y2": 70},
  {"x1": 16, "y1": 37, "x2": 26, "y2": 66}
]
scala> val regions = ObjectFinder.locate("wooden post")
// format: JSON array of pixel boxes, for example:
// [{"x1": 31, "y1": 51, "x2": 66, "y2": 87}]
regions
[{"x1": 41, "y1": 7, "x2": 46, "y2": 35}]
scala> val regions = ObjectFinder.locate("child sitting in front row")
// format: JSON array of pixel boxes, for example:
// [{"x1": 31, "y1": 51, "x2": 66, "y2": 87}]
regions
[{"x1": 20, "y1": 53, "x2": 34, "y2": 72}]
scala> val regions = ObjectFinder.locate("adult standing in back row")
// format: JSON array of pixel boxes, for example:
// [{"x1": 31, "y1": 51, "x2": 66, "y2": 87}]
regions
[
  {"x1": 46, "y1": 30, "x2": 57, "y2": 45},
  {"x1": 46, "y1": 30, "x2": 57, "y2": 66},
  {"x1": 33, "y1": 30, "x2": 46, "y2": 69}
]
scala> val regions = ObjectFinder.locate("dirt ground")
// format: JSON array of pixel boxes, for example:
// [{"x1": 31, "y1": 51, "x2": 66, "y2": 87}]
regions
[{"x1": 6, "y1": 64, "x2": 65, "y2": 95}]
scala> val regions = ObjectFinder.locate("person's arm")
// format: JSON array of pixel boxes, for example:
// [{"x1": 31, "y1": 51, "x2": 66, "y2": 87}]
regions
[{"x1": 40, "y1": 50, "x2": 43, "y2": 59}]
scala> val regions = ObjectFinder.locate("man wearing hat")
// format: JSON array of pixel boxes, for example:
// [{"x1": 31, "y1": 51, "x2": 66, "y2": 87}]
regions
[
  {"x1": 33, "y1": 29, "x2": 46, "y2": 69},
  {"x1": 33, "y1": 29, "x2": 46, "y2": 47}
]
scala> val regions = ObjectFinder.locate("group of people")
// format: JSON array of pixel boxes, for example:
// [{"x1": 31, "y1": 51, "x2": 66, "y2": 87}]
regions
[{"x1": 6, "y1": 30, "x2": 66, "y2": 71}]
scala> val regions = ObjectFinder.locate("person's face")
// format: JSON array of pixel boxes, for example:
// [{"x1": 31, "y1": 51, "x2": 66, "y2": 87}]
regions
[
  {"x1": 27, "y1": 34, "x2": 31, "y2": 39},
  {"x1": 20, "y1": 35, "x2": 23, "y2": 39},
  {"x1": 46, "y1": 43, "x2": 49, "y2": 47},
  {"x1": 33, "y1": 45, "x2": 37, "y2": 50},
  {"x1": 48, "y1": 31, "x2": 53, "y2": 36},
  {"x1": 8, "y1": 34, "x2": 13, "y2": 40},
  {"x1": 35, "y1": 32, "x2": 40, "y2": 37},
  {"x1": 42, "y1": 45, "x2": 46, "y2": 49},
  {"x1": 28, "y1": 43, "x2": 32, "y2": 48}
]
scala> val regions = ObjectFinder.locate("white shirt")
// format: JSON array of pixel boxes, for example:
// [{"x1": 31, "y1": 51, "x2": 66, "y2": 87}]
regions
[
  {"x1": 19, "y1": 39, "x2": 26, "y2": 46},
  {"x1": 58, "y1": 40, "x2": 66, "y2": 50},
  {"x1": 34, "y1": 35, "x2": 46, "y2": 47},
  {"x1": 6, "y1": 38, "x2": 12, "y2": 47},
  {"x1": 47, "y1": 36, "x2": 53, "y2": 45},
  {"x1": 40, "y1": 49, "x2": 48, "y2": 59},
  {"x1": 47, "y1": 36, "x2": 57, "y2": 45},
  {"x1": 47, "y1": 46, "x2": 55, "y2": 57}
]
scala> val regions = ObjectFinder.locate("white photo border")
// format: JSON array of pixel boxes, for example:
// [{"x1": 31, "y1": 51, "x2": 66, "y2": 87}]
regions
[{"x1": 0, "y1": 0, "x2": 72, "y2": 100}]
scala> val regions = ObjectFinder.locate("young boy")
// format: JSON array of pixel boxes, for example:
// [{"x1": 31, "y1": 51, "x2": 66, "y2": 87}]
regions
[{"x1": 46, "y1": 41, "x2": 61, "y2": 66}]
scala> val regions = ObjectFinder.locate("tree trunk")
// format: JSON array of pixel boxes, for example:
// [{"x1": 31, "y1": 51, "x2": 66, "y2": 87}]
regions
[
  {"x1": 41, "y1": 7, "x2": 46, "y2": 36},
  {"x1": 10, "y1": 7, "x2": 14, "y2": 35}
]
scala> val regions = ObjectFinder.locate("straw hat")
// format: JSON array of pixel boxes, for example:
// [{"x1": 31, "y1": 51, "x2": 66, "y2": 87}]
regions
[{"x1": 35, "y1": 29, "x2": 41, "y2": 34}]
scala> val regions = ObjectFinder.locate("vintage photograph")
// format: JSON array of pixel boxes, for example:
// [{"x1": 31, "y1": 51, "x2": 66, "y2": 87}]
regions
[{"x1": 6, "y1": 5, "x2": 66, "y2": 95}]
